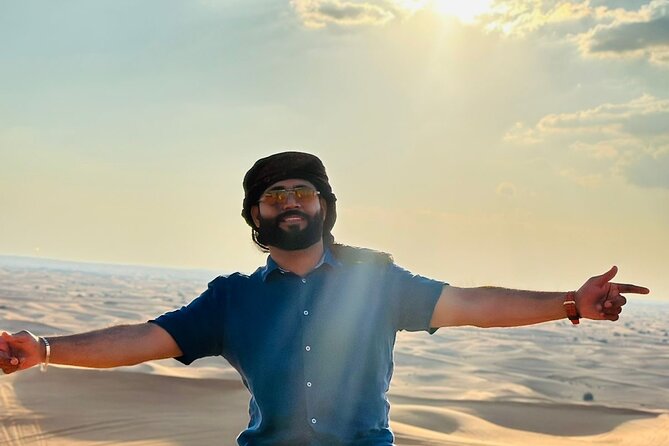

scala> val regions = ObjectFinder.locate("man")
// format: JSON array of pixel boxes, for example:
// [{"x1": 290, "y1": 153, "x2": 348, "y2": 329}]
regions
[{"x1": 0, "y1": 151, "x2": 650, "y2": 445}]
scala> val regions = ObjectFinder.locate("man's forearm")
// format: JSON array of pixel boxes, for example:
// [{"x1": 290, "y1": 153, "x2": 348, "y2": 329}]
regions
[
  {"x1": 469, "y1": 286, "x2": 565, "y2": 327},
  {"x1": 48, "y1": 324, "x2": 173, "y2": 368},
  {"x1": 2, "y1": 322, "x2": 182, "y2": 373},
  {"x1": 431, "y1": 286, "x2": 569, "y2": 328}
]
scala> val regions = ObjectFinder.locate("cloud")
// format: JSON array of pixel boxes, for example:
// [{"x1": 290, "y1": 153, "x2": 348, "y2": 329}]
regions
[
  {"x1": 481, "y1": 0, "x2": 593, "y2": 36},
  {"x1": 504, "y1": 94, "x2": 669, "y2": 189},
  {"x1": 288, "y1": 0, "x2": 669, "y2": 69},
  {"x1": 479, "y1": 0, "x2": 669, "y2": 66},
  {"x1": 504, "y1": 94, "x2": 669, "y2": 144},
  {"x1": 570, "y1": 140, "x2": 619, "y2": 158},
  {"x1": 496, "y1": 181, "x2": 518, "y2": 197},
  {"x1": 624, "y1": 146, "x2": 669, "y2": 188},
  {"x1": 291, "y1": 0, "x2": 399, "y2": 28},
  {"x1": 579, "y1": 0, "x2": 669, "y2": 66},
  {"x1": 587, "y1": 17, "x2": 669, "y2": 53},
  {"x1": 503, "y1": 122, "x2": 544, "y2": 144},
  {"x1": 559, "y1": 168, "x2": 604, "y2": 187},
  {"x1": 481, "y1": 0, "x2": 657, "y2": 35}
]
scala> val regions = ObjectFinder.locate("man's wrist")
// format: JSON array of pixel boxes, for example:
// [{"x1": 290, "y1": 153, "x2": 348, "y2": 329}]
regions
[
  {"x1": 563, "y1": 291, "x2": 581, "y2": 325},
  {"x1": 39, "y1": 336, "x2": 51, "y2": 372}
]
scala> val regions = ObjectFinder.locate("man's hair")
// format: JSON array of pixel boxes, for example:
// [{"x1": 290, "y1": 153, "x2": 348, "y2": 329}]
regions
[{"x1": 241, "y1": 151, "x2": 337, "y2": 252}]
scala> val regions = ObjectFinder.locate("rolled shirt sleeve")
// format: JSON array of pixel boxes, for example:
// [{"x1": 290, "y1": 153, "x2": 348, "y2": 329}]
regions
[
  {"x1": 386, "y1": 263, "x2": 446, "y2": 333},
  {"x1": 149, "y1": 281, "x2": 225, "y2": 365}
]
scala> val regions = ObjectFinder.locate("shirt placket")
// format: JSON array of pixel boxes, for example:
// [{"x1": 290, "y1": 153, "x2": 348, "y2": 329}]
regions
[{"x1": 299, "y1": 275, "x2": 320, "y2": 430}]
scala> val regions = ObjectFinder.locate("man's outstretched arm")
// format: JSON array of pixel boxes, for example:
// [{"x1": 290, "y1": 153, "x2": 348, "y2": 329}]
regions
[
  {"x1": 430, "y1": 266, "x2": 650, "y2": 328},
  {"x1": 0, "y1": 323, "x2": 182, "y2": 374}
]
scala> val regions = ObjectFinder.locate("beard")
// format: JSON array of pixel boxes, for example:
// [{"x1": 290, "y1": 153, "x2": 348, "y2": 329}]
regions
[{"x1": 257, "y1": 209, "x2": 324, "y2": 251}]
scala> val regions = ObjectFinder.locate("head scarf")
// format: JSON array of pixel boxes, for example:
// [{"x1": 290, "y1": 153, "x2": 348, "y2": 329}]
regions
[{"x1": 242, "y1": 151, "x2": 337, "y2": 250}]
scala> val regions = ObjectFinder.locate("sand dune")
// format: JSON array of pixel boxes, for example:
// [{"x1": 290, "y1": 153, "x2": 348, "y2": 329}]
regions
[
  {"x1": 1, "y1": 257, "x2": 668, "y2": 445},
  {"x1": 1, "y1": 367, "x2": 666, "y2": 446},
  {"x1": 1, "y1": 367, "x2": 249, "y2": 446}
]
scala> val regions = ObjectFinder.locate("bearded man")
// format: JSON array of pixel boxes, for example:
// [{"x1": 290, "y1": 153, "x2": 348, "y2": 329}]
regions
[{"x1": 0, "y1": 151, "x2": 650, "y2": 446}]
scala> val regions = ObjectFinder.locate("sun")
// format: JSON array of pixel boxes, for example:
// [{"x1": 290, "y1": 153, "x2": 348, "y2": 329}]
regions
[{"x1": 428, "y1": 0, "x2": 494, "y2": 23}]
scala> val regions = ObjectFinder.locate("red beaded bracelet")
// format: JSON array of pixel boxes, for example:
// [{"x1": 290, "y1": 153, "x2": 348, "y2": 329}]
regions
[{"x1": 563, "y1": 291, "x2": 580, "y2": 325}]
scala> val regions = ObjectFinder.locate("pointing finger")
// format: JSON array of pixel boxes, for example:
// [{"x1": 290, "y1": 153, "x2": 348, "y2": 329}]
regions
[{"x1": 614, "y1": 284, "x2": 650, "y2": 295}]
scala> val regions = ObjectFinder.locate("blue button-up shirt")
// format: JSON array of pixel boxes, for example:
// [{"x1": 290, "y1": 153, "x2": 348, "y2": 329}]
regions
[{"x1": 152, "y1": 247, "x2": 445, "y2": 446}]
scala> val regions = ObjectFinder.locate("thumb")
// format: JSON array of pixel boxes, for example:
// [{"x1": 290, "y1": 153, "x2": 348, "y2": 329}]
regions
[
  {"x1": 0, "y1": 332, "x2": 14, "y2": 349},
  {"x1": 593, "y1": 265, "x2": 618, "y2": 286},
  {"x1": 1, "y1": 332, "x2": 25, "y2": 343},
  {"x1": 3, "y1": 332, "x2": 34, "y2": 351}
]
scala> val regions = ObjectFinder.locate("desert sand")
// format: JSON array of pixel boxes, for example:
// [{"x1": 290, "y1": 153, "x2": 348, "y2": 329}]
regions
[{"x1": 1, "y1": 256, "x2": 668, "y2": 445}]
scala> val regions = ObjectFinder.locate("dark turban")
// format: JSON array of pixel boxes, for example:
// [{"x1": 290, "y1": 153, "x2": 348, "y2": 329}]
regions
[{"x1": 242, "y1": 151, "x2": 337, "y2": 251}]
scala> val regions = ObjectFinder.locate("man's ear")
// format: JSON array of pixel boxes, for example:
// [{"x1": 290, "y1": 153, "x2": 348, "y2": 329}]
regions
[{"x1": 251, "y1": 205, "x2": 260, "y2": 228}]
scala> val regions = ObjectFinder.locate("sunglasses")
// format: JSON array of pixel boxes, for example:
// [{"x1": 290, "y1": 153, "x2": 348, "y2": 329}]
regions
[{"x1": 259, "y1": 186, "x2": 320, "y2": 206}]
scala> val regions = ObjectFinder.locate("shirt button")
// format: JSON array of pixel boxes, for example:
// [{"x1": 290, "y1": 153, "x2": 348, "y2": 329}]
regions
[
  {"x1": 311, "y1": 418, "x2": 317, "y2": 424},
  {"x1": 303, "y1": 310, "x2": 309, "y2": 316},
  {"x1": 301, "y1": 278, "x2": 307, "y2": 284},
  {"x1": 305, "y1": 345, "x2": 311, "y2": 351},
  {"x1": 306, "y1": 381, "x2": 312, "y2": 387}
]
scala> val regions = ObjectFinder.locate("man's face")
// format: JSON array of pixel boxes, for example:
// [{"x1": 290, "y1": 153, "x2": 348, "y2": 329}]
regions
[{"x1": 252, "y1": 179, "x2": 326, "y2": 251}]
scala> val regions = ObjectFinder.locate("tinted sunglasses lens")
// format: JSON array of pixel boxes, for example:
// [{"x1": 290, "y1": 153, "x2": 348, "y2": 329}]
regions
[
  {"x1": 262, "y1": 191, "x2": 285, "y2": 206},
  {"x1": 294, "y1": 187, "x2": 317, "y2": 201}
]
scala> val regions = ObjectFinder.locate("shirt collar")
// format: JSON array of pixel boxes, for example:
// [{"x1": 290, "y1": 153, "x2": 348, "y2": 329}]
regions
[{"x1": 260, "y1": 247, "x2": 341, "y2": 282}]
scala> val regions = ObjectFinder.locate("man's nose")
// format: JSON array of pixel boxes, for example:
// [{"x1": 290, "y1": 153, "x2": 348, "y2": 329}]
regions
[{"x1": 281, "y1": 192, "x2": 301, "y2": 209}]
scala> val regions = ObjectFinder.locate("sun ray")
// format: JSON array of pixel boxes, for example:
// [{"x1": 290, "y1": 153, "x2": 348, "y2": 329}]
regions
[{"x1": 429, "y1": 0, "x2": 495, "y2": 23}]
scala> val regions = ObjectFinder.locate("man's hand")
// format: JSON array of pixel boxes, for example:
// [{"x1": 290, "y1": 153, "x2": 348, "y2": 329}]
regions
[
  {"x1": 1, "y1": 331, "x2": 21, "y2": 374},
  {"x1": 0, "y1": 331, "x2": 43, "y2": 374},
  {"x1": 575, "y1": 266, "x2": 649, "y2": 321}
]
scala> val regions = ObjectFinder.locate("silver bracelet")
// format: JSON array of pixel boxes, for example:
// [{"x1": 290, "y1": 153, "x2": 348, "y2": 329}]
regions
[{"x1": 39, "y1": 337, "x2": 51, "y2": 372}]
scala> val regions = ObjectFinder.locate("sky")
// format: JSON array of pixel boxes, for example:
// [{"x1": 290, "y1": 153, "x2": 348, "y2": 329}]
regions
[{"x1": 1, "y1": 0, "x2": 667, "y2": 298}]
